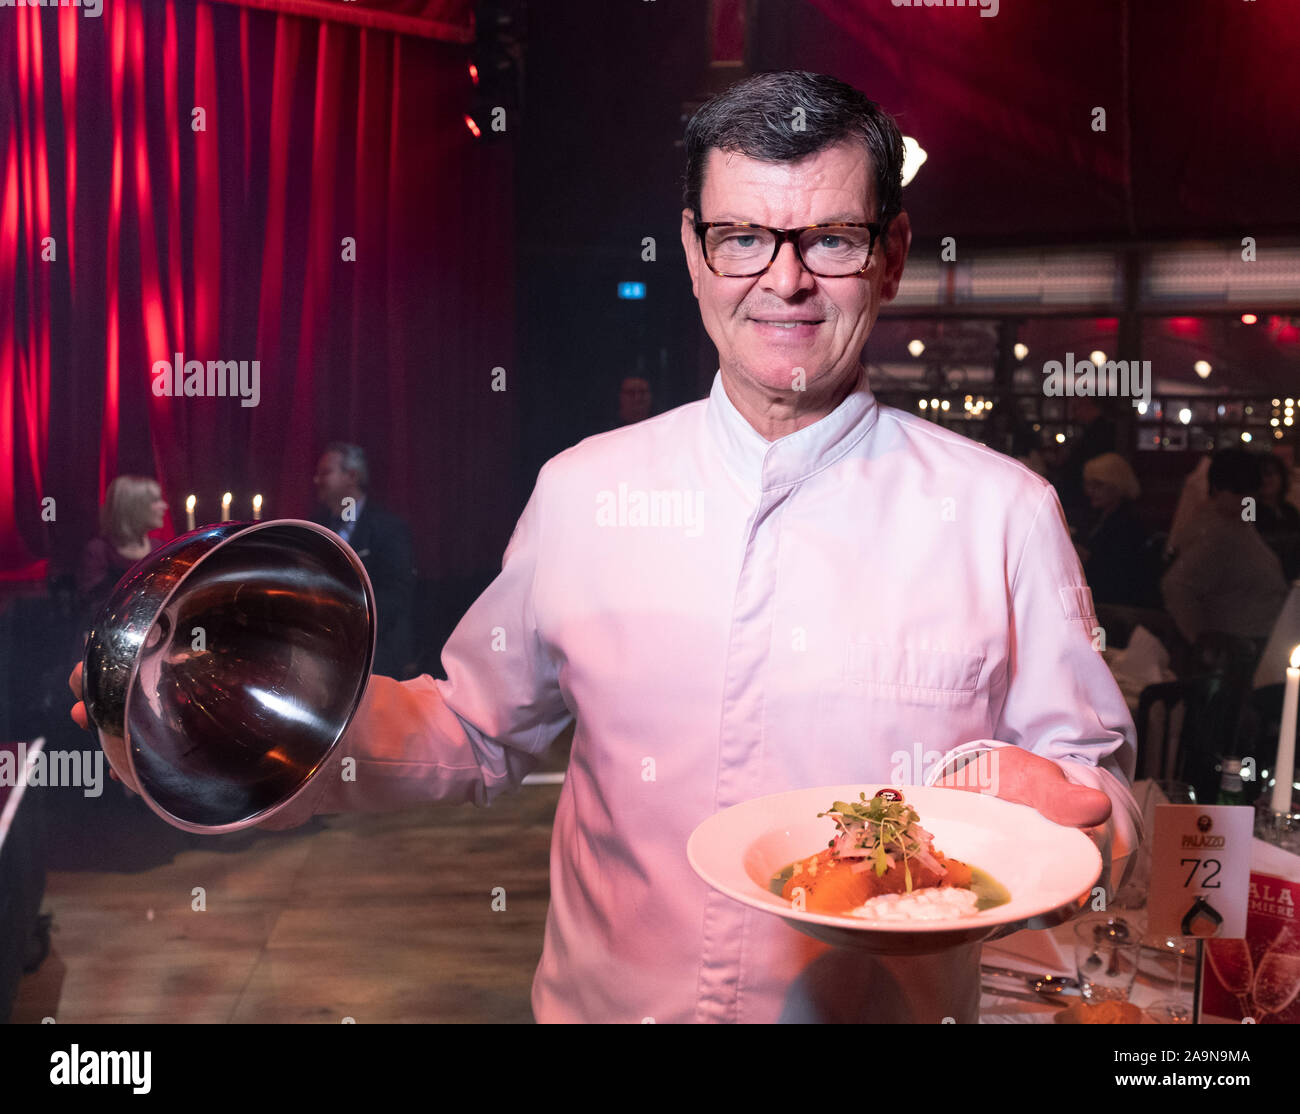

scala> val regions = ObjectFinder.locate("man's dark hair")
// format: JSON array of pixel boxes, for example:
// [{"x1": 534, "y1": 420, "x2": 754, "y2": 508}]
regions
[
  {"x1": 1207, "y1": 448, "x2": 1263, "y2": 497},
  {"x1": 681, "y1": 71, "x2": 906, "y2": 226}
]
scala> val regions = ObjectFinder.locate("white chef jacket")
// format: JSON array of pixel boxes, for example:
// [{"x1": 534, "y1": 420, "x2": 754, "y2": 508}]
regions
[{"x1": 263, "y1": 366, "x2": 1145, "y2": 1023}]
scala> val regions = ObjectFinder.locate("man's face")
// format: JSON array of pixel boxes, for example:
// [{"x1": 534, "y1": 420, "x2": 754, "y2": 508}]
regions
[
  {"x1": 680, "y1": 140, "x2": 910, "y2": 400},
  {"x1": 313, "y1": 452, "x2": 354, "y2": 511},
  {"x1": 619, "y1": 377, "x2": 652, "y2": 424}
]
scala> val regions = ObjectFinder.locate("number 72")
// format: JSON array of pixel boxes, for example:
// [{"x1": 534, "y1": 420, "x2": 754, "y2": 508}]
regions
[{"x1": 1181, "y1": 858, "x2": 1222, "y2": 888}]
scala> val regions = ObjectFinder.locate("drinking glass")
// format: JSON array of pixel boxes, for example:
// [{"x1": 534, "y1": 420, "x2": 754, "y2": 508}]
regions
[
  {"x1": 1074, "y1": 917, "x2": 1141, "y2": 1002},
  {"x1": 1252, "y1": 926, "x2": 1300, "y2": 1019},
  {"x1": 1155, "y1": 780, "x2": 1197, "y2": 805},
  {"x1": 1206, "y1": 938, "x2": 1255, "y2": 1019},
  {"x1": 1141, "y1": 934, "x2": 1194, "y2": 1023}
]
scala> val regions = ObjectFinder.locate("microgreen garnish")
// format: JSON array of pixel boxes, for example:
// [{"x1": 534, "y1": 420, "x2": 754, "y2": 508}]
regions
[{"x1": 818, "y1": 792, "x2": 928, "y2": 891}]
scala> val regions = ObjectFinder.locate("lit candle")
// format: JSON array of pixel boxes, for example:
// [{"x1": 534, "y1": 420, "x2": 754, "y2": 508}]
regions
[
  {"x1": 1271, "y1": 645, "x2": 1300, "y2": 814},
  {"x1": 185, "y1": 494, "x2": 196, "y2": 532},
  {"x1": 252, "y1": 494, "x2": 262, "y2": 521},
  {"x1": 221, "y1": 492, "x2": 232, "y2": 522}
]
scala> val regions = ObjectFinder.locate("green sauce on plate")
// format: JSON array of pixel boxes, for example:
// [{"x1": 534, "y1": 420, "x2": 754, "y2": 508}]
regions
[{"x1": 768, "y1": 858, "x2": 1009, "y2": 913}]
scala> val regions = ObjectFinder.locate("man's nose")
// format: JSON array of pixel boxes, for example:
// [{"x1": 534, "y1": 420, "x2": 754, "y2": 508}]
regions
[{"x1": 762, "y1": 240, "x2": 817, "y2": 298}]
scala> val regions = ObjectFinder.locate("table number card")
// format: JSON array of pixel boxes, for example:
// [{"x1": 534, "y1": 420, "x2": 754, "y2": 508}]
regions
[{"x1": 1148, "y1": 804, "x2": 1253, "y2": 940}]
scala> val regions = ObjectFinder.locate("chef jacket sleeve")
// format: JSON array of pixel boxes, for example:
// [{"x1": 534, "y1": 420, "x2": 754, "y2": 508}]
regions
[
  {"x1": 924, "y1": 483, "x2": 1145, "y2": 899},
  {"x1": 257, "y1": 464, "x2": 573, "y2": 829}
]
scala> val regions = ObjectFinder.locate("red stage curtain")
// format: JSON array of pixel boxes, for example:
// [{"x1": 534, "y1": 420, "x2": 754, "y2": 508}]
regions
[
  {"x1": 0, "y1": 0, "x2": 517, "y2": 583},
  {"x1": 208, "y1": 0, "x2": 474, "y2": 42}
]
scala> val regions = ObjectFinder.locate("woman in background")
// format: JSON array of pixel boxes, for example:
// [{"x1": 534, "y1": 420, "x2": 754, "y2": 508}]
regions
[
  {"x1": 77, "y1": 475, "x2": 169, "y2": 632},
  {"x1": 1075, "y1": 453, "x2": 1155, "y2": 607}
]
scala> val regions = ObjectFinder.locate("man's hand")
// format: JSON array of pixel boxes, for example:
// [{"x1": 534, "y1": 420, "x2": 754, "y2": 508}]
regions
[
  {"x1": 68, "y1": 662, "x2": 142, "y2": 795},
  {"x1": 937, "y1": 745, "x2": 1111, "y2": 829}
]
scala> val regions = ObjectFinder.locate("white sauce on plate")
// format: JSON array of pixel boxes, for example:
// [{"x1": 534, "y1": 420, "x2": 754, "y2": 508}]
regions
[{"x1": 849, "y1": 886, "x2": 980, "y2": 921}]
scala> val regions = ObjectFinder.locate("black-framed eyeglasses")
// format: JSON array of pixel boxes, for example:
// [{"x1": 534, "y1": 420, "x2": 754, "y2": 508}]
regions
[{"x1": 693, "y1": 219, "x2": 889, "y2": 278}]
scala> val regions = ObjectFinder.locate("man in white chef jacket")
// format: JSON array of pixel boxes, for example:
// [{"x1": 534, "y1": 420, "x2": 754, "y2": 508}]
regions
[{"x1": 73, "y1": 70, "x2": 1143, "y2": 1023}]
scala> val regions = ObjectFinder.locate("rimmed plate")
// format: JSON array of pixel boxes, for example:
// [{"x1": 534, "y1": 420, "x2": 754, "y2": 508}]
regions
[{"x1": 687, "y1": 784, "x2": 1103, "y2": 955}]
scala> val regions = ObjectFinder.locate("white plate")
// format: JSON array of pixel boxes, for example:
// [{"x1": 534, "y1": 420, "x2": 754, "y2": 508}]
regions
[{"x1": 687, "y1": 784, "x2": 1103, "y2": 955}]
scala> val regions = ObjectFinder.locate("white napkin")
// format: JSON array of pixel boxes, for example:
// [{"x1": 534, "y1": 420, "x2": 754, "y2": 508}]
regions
[
  {"x1": 981, "y1": 925, "x2": 1073, "y2": 977},
  {"x1": 1253, "y1": 834, "x2": 1300, "y2": 882},
  {"x1": 1114, "y1": 625, "x2": 1173, "y2": 689}
]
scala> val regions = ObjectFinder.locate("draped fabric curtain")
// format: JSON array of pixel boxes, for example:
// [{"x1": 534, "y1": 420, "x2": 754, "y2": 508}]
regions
[
  {"x1": 0, "y1": 0, "x2": 517, "y2": 583},
  {"x1": 207, "y1": 0, "x2": 475, "y2": 41}
]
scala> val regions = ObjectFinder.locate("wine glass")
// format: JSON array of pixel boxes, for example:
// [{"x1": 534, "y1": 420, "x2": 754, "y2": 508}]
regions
[
  {"x1": 1074, "y1": 918, "x2": 1140, "y2": 1002},
  {"x1": 1142, "y1": 934, "x2": 1194, "y2": 1023},
  {"x1": 1155, "y1": 780, "x2": 1197, "y2": 805},
  {"x1": 1206, "y1": 938, "x2": 1255, "y2": 1019},
  {"x1": 1252, "y1": 926, "x2": 1300, "y2": 1019}
]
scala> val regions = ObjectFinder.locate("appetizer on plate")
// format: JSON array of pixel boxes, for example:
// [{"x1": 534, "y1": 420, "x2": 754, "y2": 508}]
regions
[{"x1": 771, "y1": 791, "x2": 1008, "y2": 920}]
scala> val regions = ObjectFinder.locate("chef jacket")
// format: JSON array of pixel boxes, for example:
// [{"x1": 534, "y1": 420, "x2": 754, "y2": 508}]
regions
[{"x1": 263, "y1": 366, "x2": 1145, "y2": 1023}]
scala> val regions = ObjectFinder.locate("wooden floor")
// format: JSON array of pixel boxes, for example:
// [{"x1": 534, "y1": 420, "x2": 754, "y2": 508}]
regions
[{"x1": 12, "y1": 729, "x2": 572, "y2": 1024}]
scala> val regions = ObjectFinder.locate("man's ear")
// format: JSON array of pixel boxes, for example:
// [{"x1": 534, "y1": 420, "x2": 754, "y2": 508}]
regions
[
  {"x1": 878, "y1": 209, "x2": 912, "y2": 303},
  {"x1": 680, "y1": 209, "x2": 702, "y2": 300}
]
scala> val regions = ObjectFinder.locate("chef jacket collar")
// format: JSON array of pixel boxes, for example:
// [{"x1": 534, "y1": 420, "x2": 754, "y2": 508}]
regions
[{"x1": 705, "y1": 365, "x2": 879, "y2": 496}]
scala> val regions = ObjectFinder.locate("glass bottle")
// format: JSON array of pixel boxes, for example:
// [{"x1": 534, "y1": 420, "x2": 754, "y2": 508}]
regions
[{"x1": 1216, "y1": 758, "x2": 1246, "y2": 806}]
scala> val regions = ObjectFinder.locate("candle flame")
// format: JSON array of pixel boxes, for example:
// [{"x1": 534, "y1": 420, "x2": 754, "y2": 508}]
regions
[
  {"x1": 253, "y1": 494, "x2": 263, "y2": 509},
  {"x1": 185, "y1": 495, "x2": 196, "y2": 512},
  {"x1": 1291, "y1": 645, "x2": 1300, "y2": 670},
  {"x1": 222, "y1": 492, "x2": 232, "y2": 507}
]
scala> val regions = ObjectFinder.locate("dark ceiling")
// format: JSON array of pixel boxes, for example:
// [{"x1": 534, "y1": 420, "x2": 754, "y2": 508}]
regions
[{"x1": 760, "y1": 0, "x2": 1300, "y2": 244}]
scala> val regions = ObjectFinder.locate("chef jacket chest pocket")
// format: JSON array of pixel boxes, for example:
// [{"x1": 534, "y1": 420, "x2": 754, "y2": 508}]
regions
[{"x1": 832, "y1": 640, "x2": 986, "y2": 707}]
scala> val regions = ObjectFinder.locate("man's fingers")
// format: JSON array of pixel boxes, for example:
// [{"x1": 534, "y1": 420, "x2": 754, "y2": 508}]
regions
[
  {"x1": 69, "y1": 662, "x2": 91, "y2": 731},
  {"x1": 1034, "y1": 783, "x2": 1111, "y2": 829},
  {"x1": 68, "y1": 659, "x2": 135, "y2": 789},
  {"x1": 936, "y1": 749, "x2": 1112, "y2": 830}
]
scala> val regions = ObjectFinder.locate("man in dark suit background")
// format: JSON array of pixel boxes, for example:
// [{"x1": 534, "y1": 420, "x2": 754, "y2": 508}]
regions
[{"x1": 311, "y1": 442, "x2": 416, "y2": 679}]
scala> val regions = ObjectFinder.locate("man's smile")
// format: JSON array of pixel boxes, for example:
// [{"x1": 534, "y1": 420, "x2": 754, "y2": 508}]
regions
[{"x1": 749, "y1": 316, "x2": 825, "y2": 339}]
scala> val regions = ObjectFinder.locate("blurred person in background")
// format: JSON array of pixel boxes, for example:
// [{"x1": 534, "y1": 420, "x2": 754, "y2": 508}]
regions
[
  {"x1": 77, "y1": 475, "x2": 168, "y2": 634},
  {"x1": 1256, "y1": 454, "x2": 1300, "y2": 581},
  {"x1": 1161, "y1": 448, "x2": 1288, "y2": 646},
  {"x1": 1165, "y1": 455, "x2": 1211, "y2": 563},
  {"x1": 1054, "y1": 396, "x2": 1118, "y2": 532},
  {"x1": 1075, "y1": 453, "x2": 1155, "y2": 608},
  {"x1": 311, "y1": 442, "x2": 417, "y2": 679},
  {"x1": 617, "y1": 376, "x2": 654, "y2": 427},
  {"x1": 1010, "y1": 421, "x2": 1048, "y2": 478}
]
